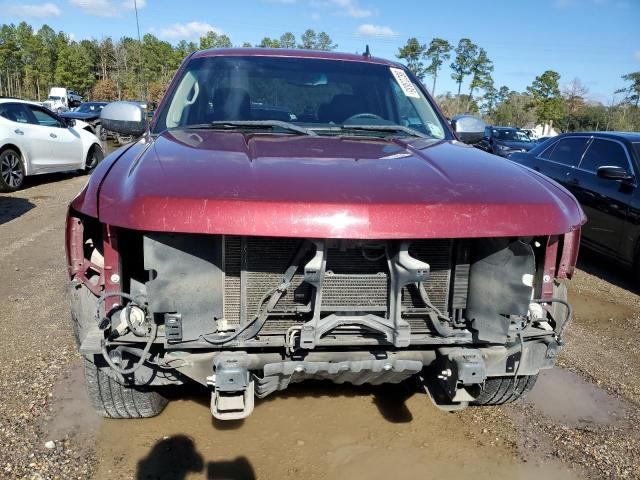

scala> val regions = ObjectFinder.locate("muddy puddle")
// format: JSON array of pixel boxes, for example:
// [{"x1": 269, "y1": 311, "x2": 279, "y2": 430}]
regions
[
  {"x1": 37, "y1": 375, "x2": 573, "y2": 479},
  {"x1": 44, "y1": 358, "x2": 630, "y2": 478},
  {"x1": 526, "y1": 367, "x2": 629, "y2": 427}
]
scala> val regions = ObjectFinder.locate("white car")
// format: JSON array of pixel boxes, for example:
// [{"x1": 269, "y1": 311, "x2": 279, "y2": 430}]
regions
[{"x1": 0, "y1": 98, "x2": 103, "y2": 192}]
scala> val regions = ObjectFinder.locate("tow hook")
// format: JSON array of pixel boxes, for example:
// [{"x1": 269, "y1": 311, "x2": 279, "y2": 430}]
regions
[{"x1": 207, "y1": 353, "x2": 254, "y2": 420}]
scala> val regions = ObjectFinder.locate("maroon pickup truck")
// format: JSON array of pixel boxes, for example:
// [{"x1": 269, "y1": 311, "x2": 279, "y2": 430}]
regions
[{"x1": 66, "y1": 49, "x2": 585, "y2": 420}]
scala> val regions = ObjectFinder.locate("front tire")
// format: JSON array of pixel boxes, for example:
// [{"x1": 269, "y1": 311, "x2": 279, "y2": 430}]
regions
[
  {"x1": 472, "y1": 374, "x2": 538, "y2": 406},
  {"x1": 83, "y1": 356, "x2": 168, "y2": 418},
  {"x1": 0, "y1": 148, "x2": 26, "y2": 192}
]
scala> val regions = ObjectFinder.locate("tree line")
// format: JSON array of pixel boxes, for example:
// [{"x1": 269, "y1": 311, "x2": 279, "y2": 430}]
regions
[
  {"x1": 397, "y1": 36, "x2": 640, "y2": 131},
  {"x1": 0, "y1": 23, "x2": 338, "y2": 104},
  {"x1": 0, "y1": 21, "x2": 639, "y2": 131}
]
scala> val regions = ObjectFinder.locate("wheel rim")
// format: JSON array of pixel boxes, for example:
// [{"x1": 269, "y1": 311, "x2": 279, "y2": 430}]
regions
[
  {"x1": 1, "y1": 153, "x2": 24, "y2": 188},
  {"x1": 86, "y1": 148, "x2": 101, "y2": 170}
]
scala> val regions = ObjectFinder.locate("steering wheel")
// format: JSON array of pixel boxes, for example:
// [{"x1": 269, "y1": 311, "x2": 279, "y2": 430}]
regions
[{"x1": 343, "y1": 113, "x2": 385, "y2": 123}]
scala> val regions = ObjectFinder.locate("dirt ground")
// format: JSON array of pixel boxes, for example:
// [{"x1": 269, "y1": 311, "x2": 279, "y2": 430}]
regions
[{"x1": 0, "y1": 165, "x2": 639, "y2": 480}]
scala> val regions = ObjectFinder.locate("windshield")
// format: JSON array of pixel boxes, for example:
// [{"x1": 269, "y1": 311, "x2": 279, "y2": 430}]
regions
[
  {"x1": 494, "y1": 129, "x2": 531, "y2": 142},
  {"x1": 47, "y1": 96, "x2": 61, "y2": 101},
  {"x1": 77, "y1": 103, "x2": 104, "y2": 113},
  {"x1": 153, "y1": 56, "x2": 446, "y2": 139}
]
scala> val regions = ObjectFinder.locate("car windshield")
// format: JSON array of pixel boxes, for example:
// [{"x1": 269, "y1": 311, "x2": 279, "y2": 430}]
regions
[
  {"x1": 153, "y1": 55, "x2": 447, "y2": 139},
  {"x1": 494, "y1": 129, "x2": 531, "y2": 142},
  {"x1": 48, "y1": 96, "x2": 61, "y2": 101},
  {"x1": 77, "y1": 103, "x2": 104, "y2": 113}
]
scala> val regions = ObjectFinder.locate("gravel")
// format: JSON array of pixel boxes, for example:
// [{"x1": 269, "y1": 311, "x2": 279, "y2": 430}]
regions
[{"x1": 0, "y1": 173, "x2": 638, "y2": 479}]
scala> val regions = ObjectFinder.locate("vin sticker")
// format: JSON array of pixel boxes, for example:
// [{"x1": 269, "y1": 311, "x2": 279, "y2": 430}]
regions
[{"x1": 390, "y1": 67, "x2": 420, "y2": 98}]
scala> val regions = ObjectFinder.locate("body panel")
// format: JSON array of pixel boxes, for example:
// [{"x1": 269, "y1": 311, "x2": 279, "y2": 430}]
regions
[{"x1": 93, "y1": 131, "x2": 584, "y2": 239}]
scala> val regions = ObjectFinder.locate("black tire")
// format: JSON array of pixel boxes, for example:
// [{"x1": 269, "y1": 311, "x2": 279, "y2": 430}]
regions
[
  {"x1": 83, "y1": 355, "x2": 168, "y2": 418},
  {"x1": 471, "y1": 374, "x2": 538, "y2": 406},
  {"x1": 0, "y1": 148, "x2": 26, "y2": 192},
  {"x1": 84, "y1": 144, "x2": 104, "y2": 173}
]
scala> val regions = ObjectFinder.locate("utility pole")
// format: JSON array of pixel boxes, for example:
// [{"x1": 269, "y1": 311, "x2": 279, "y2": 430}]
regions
[{"x1": 133, "y1": 0, "x2": 143, "y2": 100}]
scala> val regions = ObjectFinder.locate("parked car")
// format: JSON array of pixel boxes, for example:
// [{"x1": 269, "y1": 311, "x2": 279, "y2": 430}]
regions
[
  {"x1": 67, "y1": 48, "x2": 584, "y2": 421},
  {"x1": 61, "y1": 102, "x2": 108, "y2": 141},
  {"x1": 510, "y1": 132, "x2": 640, "y2": 282},
  {"x1": 0, "y1": 98, "x2": 103, "y2": 192},
  {"x1": 477, "y1": 126, "x2": 536, "y2": 158}
]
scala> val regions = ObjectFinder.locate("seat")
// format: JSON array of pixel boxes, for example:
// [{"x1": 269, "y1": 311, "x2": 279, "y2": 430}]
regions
[{"x1": 211, "y1": 88, "x2": 251, "y2": 121}]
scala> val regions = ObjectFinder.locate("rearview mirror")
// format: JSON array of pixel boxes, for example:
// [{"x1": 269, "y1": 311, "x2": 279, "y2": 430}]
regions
[
  {"x1": 450, "y1": 115, "x2": 486, "y2": 145},
  {"x1": 100, "y1": 101, "x2": 148, "y2": 137},
  {"x1": 597, "y1": 166, "x2": 633, "y2": 181},
  {"x1": 65, "y1": 118, "x2": 76, "y2": 128}
]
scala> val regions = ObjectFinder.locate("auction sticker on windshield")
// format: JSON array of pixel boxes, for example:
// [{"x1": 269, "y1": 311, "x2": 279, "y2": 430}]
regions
[{"x1": 390, "y1": 67, "x2": 420, "y2": 98}]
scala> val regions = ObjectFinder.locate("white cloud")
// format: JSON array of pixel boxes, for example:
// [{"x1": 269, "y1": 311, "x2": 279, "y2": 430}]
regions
[
  {"x1": 68, "y1": 0, "x2": 145, "y2": 17},
  {"x1": 634, "y1": 50, "x2": 640, "y2": 62},
  {"x1": 121, "y1": 0, "x2": 146, "y2": 9},
  {"x1": 356, "y1": 24, "x2": 397, "y2": 38},
  {"x1": 159, "y1": 22, "x2": 222, "y2": 40},
  {"x1": 332, "y1": 0, "x2": 373, "y2": 18},
  {"x1": 7, "y1": 2, "x2": 60, "y2": 17}
]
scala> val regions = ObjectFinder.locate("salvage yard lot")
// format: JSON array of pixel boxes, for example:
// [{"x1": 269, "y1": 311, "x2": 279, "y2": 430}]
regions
[{"x1": 0, "y1": 172, "x2": 639, "y2": 480}]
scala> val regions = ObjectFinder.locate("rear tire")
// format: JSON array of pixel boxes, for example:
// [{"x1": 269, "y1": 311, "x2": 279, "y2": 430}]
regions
[
  {"x1": 471, "y1": 374, "x2": 538, "y2": 406},
  {"x1": 0, "y1": 148, "x2": 25, "y2": 192},
  {"x1": 84, "y1": 144, "x2": 104, "y2": 173},
  {"x1": 83, "y1": 355, "x2": 168, "y2": 418}
]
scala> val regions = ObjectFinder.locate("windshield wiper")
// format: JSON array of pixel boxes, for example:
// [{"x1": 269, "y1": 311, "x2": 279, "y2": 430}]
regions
[
  {"x1": 338, "y1": 124, "x2": 429, "y2": 139},
  {"x1": 312, "y1": 124, "x2": 428, "y2": 139},
  {"x1": 191, "y1": 120, "x2": 316, "y2": 136}
]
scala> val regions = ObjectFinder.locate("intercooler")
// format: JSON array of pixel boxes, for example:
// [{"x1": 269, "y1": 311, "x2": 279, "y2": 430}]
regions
[{"x1": 223, "y1": 236, "x2": 455, "y2": 334}]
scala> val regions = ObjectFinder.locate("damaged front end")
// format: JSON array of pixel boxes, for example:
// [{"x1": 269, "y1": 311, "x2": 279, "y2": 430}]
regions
[{"x1": 67, "y1": 210, "x2": 578, "y2": 419}]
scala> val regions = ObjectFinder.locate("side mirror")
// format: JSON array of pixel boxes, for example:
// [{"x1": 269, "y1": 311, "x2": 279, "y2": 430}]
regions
[
  {"x1": 597, "y1": 166, "x2": 633, "y2": 181},
  {"x1": 100, "y1": 101, "x2": 148, "y2": 137},
  {"x1": 450, "y1": 115, "x2": 487, "y2": 145},
  {"x1": 65, "y1": 118, "x2": 76, "y2": 128}
]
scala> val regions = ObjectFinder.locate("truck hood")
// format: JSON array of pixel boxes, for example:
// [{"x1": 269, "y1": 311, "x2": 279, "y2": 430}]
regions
[
  {"x1": 95, "y1": 130, "x2": 585, "y2": 239},
  {"x1": 498, "y1": 140, "x2": 535, "y2": 151},
  {"x1": 60, "y1": 111, "x2": 99, "y2": 121}
]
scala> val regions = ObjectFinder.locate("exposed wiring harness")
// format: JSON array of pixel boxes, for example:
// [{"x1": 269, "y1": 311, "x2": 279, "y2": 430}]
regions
[
  {"x1": 201, "y1": 285, "x2": 283, "y2": 345},
  {"x1": 531, "y1": 297, "x2": 573, "y2": 345},
  {"x1": 94, "y1": 291, "x2": 157, "y2": 376},
  {"x1": 201, "y1": 241, "x2": 312, "y2": 346},
  {"x1": 417, "y1": 282, "x2": 465, "y2": 338}
]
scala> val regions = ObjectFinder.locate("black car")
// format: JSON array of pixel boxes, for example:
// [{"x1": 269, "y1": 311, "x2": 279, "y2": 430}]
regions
[
  {"x1": 510, "y1": 132, "x2": 640, "y2": 282},
  {"x1": 477, "y1": 126, "x2": 536, "y2": 158},
  {"x1": 60, "y1": 102, "x2": 108, "y2": 140}
]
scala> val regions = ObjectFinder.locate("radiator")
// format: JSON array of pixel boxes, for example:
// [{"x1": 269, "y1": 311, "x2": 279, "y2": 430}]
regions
[{"x1": 223, "y1": 236, "x2": 454, "y2": 334}]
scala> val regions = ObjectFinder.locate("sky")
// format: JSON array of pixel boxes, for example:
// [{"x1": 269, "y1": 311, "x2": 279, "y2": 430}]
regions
[{"x1": 3, "y1": 0, "x2": 640, "y2": 103}]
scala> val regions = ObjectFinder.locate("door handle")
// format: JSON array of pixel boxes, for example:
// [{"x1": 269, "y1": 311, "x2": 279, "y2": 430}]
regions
[
  {"x1": 49, "y1": 133, "x2": 57, "y2": 138},
  {"x1": 14, "y1": 129, "x2": 24, "y2": 135}
]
